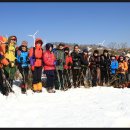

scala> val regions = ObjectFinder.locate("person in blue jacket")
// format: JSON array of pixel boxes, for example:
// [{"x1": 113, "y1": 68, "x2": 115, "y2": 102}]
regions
[
  {"x1": 110, "y1": 55, "x2": 119, "y2": 75},
  {"x1": 110, "y1": 55, "x2": 119, "y2": 87},
  {"x1": 17, "y1": 42, "x2": 29, "y2": 94}
]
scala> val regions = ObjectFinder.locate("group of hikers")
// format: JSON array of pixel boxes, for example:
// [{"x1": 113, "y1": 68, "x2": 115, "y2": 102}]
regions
[{"x1": 0, "y1": 35, "x2": 130, "y2": 96}]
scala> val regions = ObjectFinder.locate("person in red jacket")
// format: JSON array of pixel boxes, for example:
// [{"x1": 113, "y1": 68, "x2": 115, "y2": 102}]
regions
[
  {"x1": 63, "y1": 46, "x2": 73, "y2": 89},
  {"x1": 29, "y1": 38, "x2": 43, "y2": 93},
  {"x1": 43, "y1": 43, "x2": 56, "y2": 93}
]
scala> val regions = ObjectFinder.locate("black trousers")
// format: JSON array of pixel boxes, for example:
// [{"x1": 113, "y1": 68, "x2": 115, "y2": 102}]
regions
[
  {"x1": 18, "y1": 65, "x2": 29, "y2": 85},
  {"x1": 0, "y1": 69, "x2": 4, "y2": 94},
  {"x1": 45, "y1": 70, "x2": 55, "y2": 89},
  {"x1": 32, "y1": 67, "x2": 42, "y2": 84},
  {"x1": 63, "y1": 69, "x2": 72, "y2": 88},
  {"x1": 72, "y1": 69, "x2": 81, "y2": 87},
  {"x1": 100, "y1": 68, "x2": 109, "y2": 84},
  {"x1": 54, "y1": 70, "x2": 64, "y2": 89},
  {"x1": 90, "y1": 68, "x2": 98, "y2": 87},
  {"x1": 80, "y1": 67, "x2": 87, "y2": 86}
]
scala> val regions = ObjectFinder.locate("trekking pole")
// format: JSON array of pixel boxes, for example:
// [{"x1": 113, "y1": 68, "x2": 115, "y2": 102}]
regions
[
  {"x1": 55, "y1": 65, "x2": 61, "y2": 89},
  {"x1": 63, "y1": 69, "x2": 68, "y2": 90},
  {"x1": 75, "y1": 68, "x2": 85, "y2": 88},
  {"x1": 22, "y1": 68, "x2": 28, "y2": 94},
  {"x1": 1, "y1": 68, "x2": 15, "y2": 96},
  {"x1": 66, "y1": 69, "x2": 73, "y2": 89},
  {"x1": 107, "y1": 67, "x2": 110, "y2": 86}
]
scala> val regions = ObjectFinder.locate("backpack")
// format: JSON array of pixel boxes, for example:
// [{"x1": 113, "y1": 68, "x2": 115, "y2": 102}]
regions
[{"x1": 30, "y1": 47, "x2": 44, "y2": 66}]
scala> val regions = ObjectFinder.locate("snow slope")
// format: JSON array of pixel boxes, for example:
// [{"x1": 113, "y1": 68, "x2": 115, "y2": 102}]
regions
[{"x1": 0, "y1": 85, "x2": 130, "y2": 128}]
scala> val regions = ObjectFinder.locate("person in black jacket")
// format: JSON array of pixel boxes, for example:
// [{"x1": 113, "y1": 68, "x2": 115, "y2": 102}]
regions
[
  {"x1": 71, "y1": 44, "x2": 82, "y2": 88},
  {"x1": 89, "y1": 50, "x2": 100, "y2": 87},
  {"x1": 100, "y1": 49, "x2": 111, "y2": 86},
  {"x1": 80, "y1": 49, "x2": 89, "y2": 87}
]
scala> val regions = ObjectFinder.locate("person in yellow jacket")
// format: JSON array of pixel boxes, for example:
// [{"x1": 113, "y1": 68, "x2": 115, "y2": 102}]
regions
[
  {"x1": 1, "y1": 36, "x2": 17, "y2": 89},
  {"x1": 117, "y1": 55, "x2": 128, "y2": 88}
]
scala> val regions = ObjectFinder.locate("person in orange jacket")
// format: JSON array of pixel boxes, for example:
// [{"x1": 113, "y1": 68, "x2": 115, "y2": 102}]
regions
[
  {"x1": 29, "y1": 38, "x2": 44, "y2": 93},
  {"x1": 117, "y1": 55, "x2": 128, "y2": 88},
  {"x1": 0, "y1": 38, "x2": 9, "y2": 95}
]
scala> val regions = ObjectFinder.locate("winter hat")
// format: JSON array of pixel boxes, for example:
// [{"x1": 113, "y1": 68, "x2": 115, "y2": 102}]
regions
[
  {"x1": 64, "y1": 46, "x2": 69, "y2": 51},
  {"x1": 35, "y1": 38, "x2": 43, "y2": 45},
  {"x1": 111, "y1": 54, "x2": 116, "y2": 58},
  {"x1": 83, "y1": 48, "x2": 88, "y2": 53},
  {"x1": 22, "y1": 41, "x2": 28, "y2": 46},
  {"x1": 93, "y1": 50, "x2": 99, "y2": 54},
  {"x1": 58, "y1": 43, "x2": 65, "y2": 47},
  {"x1": 46, "y1": 43, "x2": 53, "y2": 50},
  {"x1": 103, "y1": 49, "x2": 108, "y2": 54}
]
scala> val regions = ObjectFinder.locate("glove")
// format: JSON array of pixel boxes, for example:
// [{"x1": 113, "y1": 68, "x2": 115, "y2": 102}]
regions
[
  {"x1": 54, "y1": 61, "x2": 57, "y2": 66},
  {"x1": 0, "y1": 54, "x2": 2, "y2": 59},
  {"x1": 1, "y1": 58, "x2": 9, "y2": 66},
  {"x1": 68, "y1": 62, "x2": 72, "y2": 66},
  {"x1": 20, "y1": 57, "x2": 23, "y2": 62},
  {"x1": 55, "y1": 59, "x2": 61, "y2": 66}
]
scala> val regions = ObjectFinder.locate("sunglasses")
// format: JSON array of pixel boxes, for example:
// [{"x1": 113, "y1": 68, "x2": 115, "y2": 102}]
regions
[{"x1": 11, "y1": 39, "x2": 16, "y2": 41}]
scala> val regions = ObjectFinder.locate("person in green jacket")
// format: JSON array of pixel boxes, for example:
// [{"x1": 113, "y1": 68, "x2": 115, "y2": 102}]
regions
[{"x1": 54, "y1": 43, "x2": 66, "y2": 91}]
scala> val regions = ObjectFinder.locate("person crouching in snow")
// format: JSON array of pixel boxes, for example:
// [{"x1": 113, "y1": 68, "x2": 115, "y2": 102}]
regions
[
  {"x1": 43, "y1": 43, "x2": 56, "y2": 93},
  {"x1": 29, "y1": 38, "x2": 43, "y2": 93},
  {"x1": 17, "y1": 41, "x2": 29, "y2": 94}
]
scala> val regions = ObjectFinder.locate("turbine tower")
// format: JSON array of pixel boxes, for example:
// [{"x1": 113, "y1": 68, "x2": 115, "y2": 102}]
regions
[{"x1": 28, "y1": 30, "x2": 39, "y2": 46}]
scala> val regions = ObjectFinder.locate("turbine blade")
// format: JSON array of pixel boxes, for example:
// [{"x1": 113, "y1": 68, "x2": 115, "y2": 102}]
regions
[
  {"x1": 34, "y1": 31, "x2": 39, "y2": 36},
  {"x1": 28, "y1": 35, "x2": 33, "y2": 37}
]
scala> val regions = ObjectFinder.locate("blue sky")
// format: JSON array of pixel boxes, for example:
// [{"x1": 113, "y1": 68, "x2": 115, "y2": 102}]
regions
[{"x1": 0, "y1": 2, "x2": 130, "y2": 47}]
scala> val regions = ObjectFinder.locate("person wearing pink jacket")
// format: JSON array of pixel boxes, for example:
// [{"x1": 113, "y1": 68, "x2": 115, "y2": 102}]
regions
[{"x1": 43, "y1": 43, "x2": 56, "y2": 93}]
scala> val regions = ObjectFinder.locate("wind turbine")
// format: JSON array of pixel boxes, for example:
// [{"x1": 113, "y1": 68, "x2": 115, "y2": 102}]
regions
[
  {"x1": 28, "y1": 30, "x2": 39, "y2": 46},
  {"x1": 97, "y1": 40, "x2": 105, "y2": 47}
]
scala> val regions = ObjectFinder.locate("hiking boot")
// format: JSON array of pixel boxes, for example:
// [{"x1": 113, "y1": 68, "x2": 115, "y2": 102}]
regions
[
  {"x1": 37, "y1": 82, "x2": 42, "y2": 92},
  {"x1": 47, "y1": 88, "x2": 55, "y2": 93},
  {"x1": 37, "y1": 90, "x2": 42, "y2": 93},
  {"x1": 21, "y1": 88, "x2": 26, "y2": 94}
]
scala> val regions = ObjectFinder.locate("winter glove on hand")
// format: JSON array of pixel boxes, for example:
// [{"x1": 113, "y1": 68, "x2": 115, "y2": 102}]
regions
[
  {"x1": 68, "y1": 62, "x2": 72, "y2": 66},
  {"x1": 0, "y1": 54, "x2": 2, "y2": 59},
  {"x1": 56, "y1": 59, "x2": 61, "y2": 66},
  {"x1": 54, "y1": 61, "x2": 57, "y2": 66},
  {"x1": 20, "y1": 57, "x2": 23, "y2": 62},
  {"x1": 1, "y1": 58, "x2": 9, "y2": 66}
]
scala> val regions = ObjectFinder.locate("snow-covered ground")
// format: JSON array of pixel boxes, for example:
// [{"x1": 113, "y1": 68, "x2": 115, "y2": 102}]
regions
[{"x1": 0, "y1": 84, "x2": 130, "y2": 128}]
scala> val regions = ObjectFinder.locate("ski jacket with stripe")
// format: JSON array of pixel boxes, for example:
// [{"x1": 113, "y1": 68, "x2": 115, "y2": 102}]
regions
[{"x1": 17, "y1": 51, "x2": 29, "y2": 68}]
